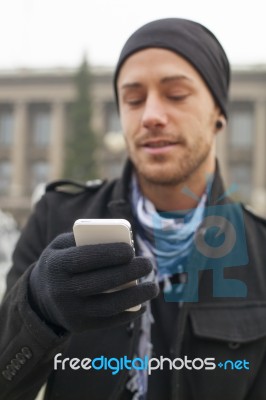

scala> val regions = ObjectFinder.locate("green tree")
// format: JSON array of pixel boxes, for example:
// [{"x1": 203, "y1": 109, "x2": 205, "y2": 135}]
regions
[{"x1": 64, "y1": 56, "x2": 99, "y2": 181}]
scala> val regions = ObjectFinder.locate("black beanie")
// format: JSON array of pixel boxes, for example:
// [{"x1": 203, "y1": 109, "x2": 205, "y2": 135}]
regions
[{"x1": 113, "y1": 18, "x2": 230, "y2": 118}]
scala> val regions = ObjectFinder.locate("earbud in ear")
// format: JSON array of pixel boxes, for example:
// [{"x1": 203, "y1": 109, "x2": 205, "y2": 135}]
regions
[{"x1": 216, "y1": 120, "x2": 224, "y2": 130}]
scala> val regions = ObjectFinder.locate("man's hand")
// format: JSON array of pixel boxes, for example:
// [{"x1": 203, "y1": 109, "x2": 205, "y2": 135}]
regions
[{"x1": 29, "y1": 233, "x2": 158, "y2": 332}]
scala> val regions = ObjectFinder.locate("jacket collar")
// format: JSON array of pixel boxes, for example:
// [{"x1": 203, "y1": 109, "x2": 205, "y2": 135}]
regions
[
  {"x1": 107, "y1": 159, "x2": 135, "y2": 221},
  {"x1": 206, "y1": 160, "x2": 231, "y2": 207},
  {"x1": 108, "y1": 158, "x2": 230, "y2": 213}
]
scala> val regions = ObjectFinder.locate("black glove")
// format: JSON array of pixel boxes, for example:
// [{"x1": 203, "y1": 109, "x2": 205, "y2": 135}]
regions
[{"x1": 29, "y1": 232, "x2": 158, "y2": 332}]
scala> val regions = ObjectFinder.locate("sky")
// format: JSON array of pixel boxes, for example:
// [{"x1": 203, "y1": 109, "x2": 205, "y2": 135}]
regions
[{"x1": 1, "y1": 0, "x2": 266, "y2": 70}]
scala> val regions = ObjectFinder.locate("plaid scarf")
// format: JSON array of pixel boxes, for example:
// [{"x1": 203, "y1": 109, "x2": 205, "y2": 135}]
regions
[{"x1": 126, "y1": 174, "x2": 207, "y2": 399}]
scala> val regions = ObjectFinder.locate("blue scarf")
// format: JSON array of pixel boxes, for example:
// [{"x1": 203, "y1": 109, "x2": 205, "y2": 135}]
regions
[
  {"x1": 132, "y1": 178, "x2": 206, "y2": 284},
  {"x1": 126, "y1": 174, "x2": 207, "y2": 399}
]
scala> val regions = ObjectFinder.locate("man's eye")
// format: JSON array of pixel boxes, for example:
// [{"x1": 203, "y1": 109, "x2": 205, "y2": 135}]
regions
[
  {"x1": 168, "y1": 94, "x2": 188, "y2": 101},
  {"x1": 126, "y1": 98, "x2": 144, "y2": 106}
]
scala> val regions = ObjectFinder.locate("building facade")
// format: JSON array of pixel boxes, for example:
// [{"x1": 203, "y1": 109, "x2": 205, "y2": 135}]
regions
[{"x1": 0, "y1": 65, "x2": 265, "y2": 227}]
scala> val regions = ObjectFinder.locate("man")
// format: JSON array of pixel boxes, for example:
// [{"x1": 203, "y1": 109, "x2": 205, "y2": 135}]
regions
[{"x1": 1, "y1": 18, "x2": 266, "y2": 400}]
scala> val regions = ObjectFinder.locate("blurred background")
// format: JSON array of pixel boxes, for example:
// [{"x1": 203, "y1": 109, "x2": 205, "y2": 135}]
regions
[{"x1": 0, "y1": 0, "x2": 266, "y2": 300}]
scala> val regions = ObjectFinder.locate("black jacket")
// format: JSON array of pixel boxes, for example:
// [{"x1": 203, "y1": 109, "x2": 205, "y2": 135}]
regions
[{"x1": 1, "y1": 160, "x2": 266, "y2": 400}]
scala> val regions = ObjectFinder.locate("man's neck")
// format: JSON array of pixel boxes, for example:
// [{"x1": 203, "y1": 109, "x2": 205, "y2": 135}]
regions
[{"x1": 136, "y1": 162, "x2": 215, "y2": 212}]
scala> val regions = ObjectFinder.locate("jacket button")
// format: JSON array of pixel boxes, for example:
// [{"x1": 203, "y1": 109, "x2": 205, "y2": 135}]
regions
[
  {"x1": 228, "y1": 342, "x2": 241, "y2": 350},
  {"x1": 21, "y1": 347, "x2": 32, "y2": 359},
  {"x1": 16, "y1": 353, "x2": 27, "y2": 365},
  {"x1": 11, "y1": 358, "x2": 21, "y2": 371},
  {"x1": 2, "y1": 370, "x2": 13, "y2": 381},
  {"x1": 6, "y1": 364, "x2": 17, "y2": 376}
]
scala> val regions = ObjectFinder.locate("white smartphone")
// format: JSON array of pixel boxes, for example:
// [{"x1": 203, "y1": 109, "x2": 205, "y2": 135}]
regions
[{"x1": 73, "y1": 219, "x2": 140, "y2": 312}]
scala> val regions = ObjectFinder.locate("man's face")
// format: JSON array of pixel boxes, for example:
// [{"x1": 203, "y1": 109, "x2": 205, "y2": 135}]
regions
[{"x1": 117, "y1": 48, "x2": 222, "y2": 186}]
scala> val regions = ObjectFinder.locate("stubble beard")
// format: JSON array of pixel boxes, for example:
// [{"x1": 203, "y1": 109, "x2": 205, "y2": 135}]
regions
[{"x1": 130, "y1": 140, "x2": 213, "y2": 187}]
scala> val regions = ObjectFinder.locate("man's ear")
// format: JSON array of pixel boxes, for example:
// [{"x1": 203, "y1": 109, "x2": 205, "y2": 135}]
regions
[{"x1": 215, "y1": 113, "x2": 226, "y2": 132}]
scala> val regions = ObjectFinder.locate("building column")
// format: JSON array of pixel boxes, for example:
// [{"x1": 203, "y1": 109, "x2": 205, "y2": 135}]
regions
[
  {"x1": 91, "y1": 100, "x2": 105, "y2": 177},
  {"x1": 251, "y1": 99, "x2": 266, "y2": 214},
  {"x1": 10, "y1": 102, "x2": 28, "y2": 197},
  {"x1": 49, "y1": 102, "x2": 65, "y2": 180},
  {"x1": 92, "y1": 100, "x2": 105, "y2": 133}
]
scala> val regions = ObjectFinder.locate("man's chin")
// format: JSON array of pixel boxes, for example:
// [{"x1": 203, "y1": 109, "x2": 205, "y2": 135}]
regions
[
  {"x1": 133, "y1": 148, "x2": 212, "y2": 187},
  {"x1": 137, "y1": 167, "x2": 190, "y2": 186}
]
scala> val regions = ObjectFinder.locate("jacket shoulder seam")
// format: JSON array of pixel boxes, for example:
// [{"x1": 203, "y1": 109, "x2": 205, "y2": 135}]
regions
[{"x1": 45, "y1": 179, "x2": 106, "y2": 194}]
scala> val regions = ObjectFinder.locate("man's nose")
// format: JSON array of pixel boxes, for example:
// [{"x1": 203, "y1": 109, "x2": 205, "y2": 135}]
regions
[{"x1": 141, "y1": 95, "x2": 168, "y2": 128}]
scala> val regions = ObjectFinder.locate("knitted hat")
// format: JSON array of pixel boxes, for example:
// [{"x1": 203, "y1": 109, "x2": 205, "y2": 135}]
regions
[{"x1": 113, "y1": 18, "x2": 230, "y2": 118}]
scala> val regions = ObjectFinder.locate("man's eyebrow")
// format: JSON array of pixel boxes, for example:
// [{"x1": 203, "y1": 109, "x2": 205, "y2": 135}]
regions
[
  {"x1": 160, "y1": 75, "x2": 193, "y2": 84},
  {"x1": 120, "y1": 82, "x2": 143, "y2": 90}
]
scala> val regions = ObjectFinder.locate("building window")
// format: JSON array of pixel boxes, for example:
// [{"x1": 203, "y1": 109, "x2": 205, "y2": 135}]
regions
[
  {"x1": 105, "y1": 102, "x2": 121, "y2": 133},
  {"x1": 105, "y1": 159, "x2": 124, "y2": 179},
  {"x1": 228, "y1": 103, "x2": 254, "y2": 150},
  {"x1": 31, "y1": 161, "x2": 49, "y2": 191},
  {"x1": 0, "y1": 160, "x2": 12, "y2": 195},
  {"x1": 31, "y1": 106, "x2": 51, "y2": 147},
  {"x1": 229, "y1": 163, "x2": 252, "y2": 202},
  {"x1": 0, "y1": 106, "x2": 14, "y2": 147}
]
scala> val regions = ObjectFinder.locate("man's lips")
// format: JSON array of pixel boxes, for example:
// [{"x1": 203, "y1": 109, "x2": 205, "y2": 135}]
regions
[{"x1": 139, "y1": 139, "x2": 182, "y2": 154}]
